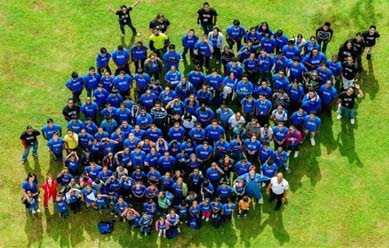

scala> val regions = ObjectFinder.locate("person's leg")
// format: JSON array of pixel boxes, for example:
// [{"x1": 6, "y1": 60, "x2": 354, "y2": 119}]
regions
[
  {"x1": 127, "y1": 22, "x2": 137, "y2": 35},
  {"x1": 119, "y1": 23, "x2": 125, "y2": 35},
  {"x1": 322, "y1": 42, "x2": 328, "y2": 54},
  {"x1": 134, "y1": 60, "x2": 140, "y2": 72},
  {"x1": 237, "y1": 40, "x2": 242, "y2": 53},
  {"x1": 349, "y1": 108, "x2": 355, "y2": 120},
  {"x1": 214, "y1": 47, "x2": 221, "y2": 62},
  {"x1": 86, "y1": 89, "x2": 92, "y2": 98},
  {"x1": 204, "y1": 57, "x2": 210, "y2": 72},
  {"x1": 357, "y1": 55, "x2": 363, "y2": 72},
  {"x1": 366, "y1": 46, "x2": 373, "y2": 60},
  {"x1": 310, "y1": 131, "x2": 316, "y2": 146},
  {"x1": 275, "y1": 194, "x2": 283, "y2": 210},
  {"x1": 339, "y1": 105, "x2": 346, "y2": 118},
  {"x1": 269, "y1": 190, "x2": 276, "y2": 202},
  {"x1": 182, "y1": 47, "x2": 189, "y2": 58},
  {"x1": 140, "y1": 59, "x2": 145, "y2": 70},
  {"x1": 21, "y1": 146, "x2": 31, "y2": 163}
]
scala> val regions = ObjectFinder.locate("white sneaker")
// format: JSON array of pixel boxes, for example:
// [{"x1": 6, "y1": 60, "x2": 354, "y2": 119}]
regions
[
  {"x1": 205, "y1": 218, "x2": 209, "y2": 222},
  {"x1": 286, "y1": 167, "x2": 291, "y2": 174},
  {"x1": 258, "y1": 198, "x2": 263, "y2": 204},
  {"x1": 294, "y1": 151, "x2": 299, "y2": 158},
  {"x1": 337, "y1": 115, "x2": 342, "y2": 120},
  {"x1": 177, "y1": 227, "x2": 181, "y2": 233},
  {"x1": 36, "y1": 208, "x2": 41, "y2": 213},
  {"x1": 310, "y1": 137, "x2": 316, "y2": 146},
  {"x1": 286, "y1": 150, "x2": 291, "y2": 156},
  {"x1": 136, "y1": 33, "x2": 140, "y2": 36},
  {"x1": 31, "y1": 210, "x2": 36, "y2": 214},
  {"x1": 350, "y1": 119, "x2": 355, "y2": 124}
]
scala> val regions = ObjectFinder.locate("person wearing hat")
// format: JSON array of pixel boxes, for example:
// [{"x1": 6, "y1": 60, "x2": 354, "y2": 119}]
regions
[
  {"x1": 41, "y1": 118, "x2": 62, "y2": 141},
  {"x1": 238, "y1": 166, "x2": 270, "y2": 204},
  {"x1": 226, "y1": 19, "x2": 246, "y2": 52},
  {"x1": 362, "y1": 25, "x2": 380, "y2": 60},
  {"x1": 108, "y1": 1, "x2": 141, "y2": 37}
]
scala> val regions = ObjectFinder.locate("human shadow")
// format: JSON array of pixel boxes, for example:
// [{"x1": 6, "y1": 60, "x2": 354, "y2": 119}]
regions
[
  {"x1": 336, "y1": 121, "x2": 363, "y2": 167},
  {"x1": 359, "y1": 59, "x2": 379, "y2": 100},
  {"x1": 120, "y1": 35, "x2": 136, "y2": 50},
  {"x1": 24, "y1": 210, "x2": 43, "y2": 248},
  {"x1": 45, "y1": 207, "x2": 71, "y2": 248},
  {"x1": 319, "y1": 115, "x2": 338, "y2": 155},
  {"x1": 261, "y1": 202, "x2": 290, "y2": 245},
  {"x1": 23, "y1": 157, "x2": 43, "y2": 182}
]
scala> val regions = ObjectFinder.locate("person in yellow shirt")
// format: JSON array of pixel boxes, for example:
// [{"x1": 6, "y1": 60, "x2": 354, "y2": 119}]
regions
[
  {"x1": 238, "y1": 195, "x2": 251, "y2": 219},
  {"x1": 63, "y1": 129, "x2": 79, "y2": 153},
  {"x1": 149, "y1": 29, "x2": 169, "y2": 58}
]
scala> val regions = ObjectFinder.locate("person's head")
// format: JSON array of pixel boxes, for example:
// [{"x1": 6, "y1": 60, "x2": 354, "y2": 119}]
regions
[
  {"x1": 243, "y1": 195, "x2": 249, "y2": 202},
  {"x1": 120, "y1": 4, "x2": 127, "y2": 12},
  {"x1": 233, "y1": 19, "x2": 240, "y2": 27},
  {"x1": 188, "y1": 28, "x2": 195, "y2": 37},
  {"x1": 203, "y1": 1, "x2": 210, "y2": 10},
  {"x1": 67, "y1": 129, "x2": 74, "y2": 136},
  {"x1": 347, "y1": 56, "x2": 354, "y2": 65},
  {"x1": 277, "y1": 172, "x2": 284, "y2": 182},
  {"x1": 168, "y1": 44, "x2": 176, "y2": 52},
  {"x1": 277, "y1": 105, "x2": 283, "y2": 113},
  {"x1": 311, "y1": 48, "x2": 319, "y2": 57},
  {"x1": 369, "y1": 25, "x2": 377, "y2": 35},
  {"x1": 345, "y1": 40, "x2": 353, "y2": 50},
  {"x1": 71, "y1": 71, "x2": 78, "y2": 80},
  {"x1": 26, "y1": 172, "x2": 37, "y2": 183},
  {"x1": 289, "y1": 125, "x2": 296, "y2": 133},
  {"x1": 278, "y1": 122, "x2": 284, "y2": 130},
  {"x1": 346, "y1": 86, "x2": 355, "y2": 96},
  {"x1": 212, "y1": 27, "x2": 220, "y2": 36},
  {"x1": 155, "y1": 13, "x2": 165, "y2": 22}
]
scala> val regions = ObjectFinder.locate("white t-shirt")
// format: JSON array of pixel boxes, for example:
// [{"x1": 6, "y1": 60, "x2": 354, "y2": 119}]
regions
[
  {"x1": 228, "y1": 115, "x2": 245, "y2": 129},
  {"x1": 270, "y1": 177, "x2": 289, "y2": 195}
]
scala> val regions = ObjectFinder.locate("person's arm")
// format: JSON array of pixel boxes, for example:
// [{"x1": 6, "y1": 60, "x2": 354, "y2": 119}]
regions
[
  {"x1": 266, "y1": 182, "x2": 272, "y2": 194},
  {"x1": 131, "y1": 0, "x2": 141, "y2": 9},
  {"x1": 355, "y1": 84, "x2": 364, "y2": 98},
  {"x1": 108, "y1": 7, "x2": 117, "y2": 14},
  {"x1": 213, "y1": 12, "x2": 217, "y2": 26},
  {"x1": 282, "y1": 189, "x2": 288, "y2": 202}
]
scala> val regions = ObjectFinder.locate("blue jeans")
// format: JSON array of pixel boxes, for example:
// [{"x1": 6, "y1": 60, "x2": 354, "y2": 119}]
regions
[
  {"x1": 340, "y1": 106, "x2": 355, "y2": 119},
  {"x1": 22, "y1": 142, "x2": 38, "y2": 162}
]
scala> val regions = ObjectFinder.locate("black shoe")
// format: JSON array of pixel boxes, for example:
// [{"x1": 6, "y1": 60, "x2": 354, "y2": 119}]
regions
[{"x1": 366, "y1": 54, "x2": 371, "y2": 60}]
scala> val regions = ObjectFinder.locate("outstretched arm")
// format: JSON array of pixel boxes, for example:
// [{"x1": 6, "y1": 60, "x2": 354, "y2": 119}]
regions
[
  {"x1": 108, "y1": 7, "x2": 116, "y2": 14},
  {"x1": 131, "y1": 0, "x2": 141, "y2": 9}
]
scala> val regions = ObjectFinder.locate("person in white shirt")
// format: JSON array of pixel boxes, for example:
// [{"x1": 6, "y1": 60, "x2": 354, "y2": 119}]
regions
[
  {"x1": 266, "y1": 172, "x2": 289, "y2": 210},
  {"x1": 228, "y1": 112, "x2": 246, "y2": 129}
]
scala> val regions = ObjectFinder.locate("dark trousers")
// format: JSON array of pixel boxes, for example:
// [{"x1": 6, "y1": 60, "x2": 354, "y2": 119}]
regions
[
  {"x1": 134, "y1": 59, "x2": 145, "y2": 71},
  {"x1": 98, "y1": 65, "x2": 112, "y2": 75},
  {"x1": 256, "y1": 114, "x2": 270, "y2": 127},
  {"x1": 182, "y1": 47, "x2": 194, "y2": 59},
  {"x1": 119, "y1": 22, "x2": 137, "y2": 35},
  {"x1": 287, "y1": 144, "x2": 299, "y2": 151},
  {"x1": 71, "y1": 91, "x2": 82, "y2": 104},
  {"x1": 321, "y1": 102, "x2": 332, "y2": 117},
  {"x1": 269, "y1": 190, "x2": 284, "y2": 210},
  {"x1": 201, "y1": 23, "x2": 214, "y2": 35},
  {"x1": 318, "y1": 41, "x2": 329, "y2": 54},
  {"x1": 115, "y1": 63, "x2": 131, "y2": 76},
  {"x1": 228, "y1": 39, "x2": 242, "y2": 53},
  {"x1": 213, "y1": 47, "x2": 221, "y2": 61}
]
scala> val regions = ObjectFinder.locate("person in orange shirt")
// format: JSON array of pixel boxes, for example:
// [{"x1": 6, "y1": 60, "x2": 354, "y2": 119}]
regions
[
  {"x1": 42, "y1": 174, "x2": 58, "y2": 208},
  {"x1": 238, "y1": 195, "x2": 251, "y2": 219}
]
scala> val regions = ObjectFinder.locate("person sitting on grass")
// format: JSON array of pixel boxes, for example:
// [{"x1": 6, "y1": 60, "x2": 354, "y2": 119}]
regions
[
  {"x1": 155, "y1": 216, "x2": 169, "y2": 237},
  {"x1": 22, "y1": 190, "x2": 41, "y2": 215}
]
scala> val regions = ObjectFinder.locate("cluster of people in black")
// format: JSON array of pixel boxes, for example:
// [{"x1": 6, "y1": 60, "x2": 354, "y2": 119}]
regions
[{"x1": 21, "y1": 1, "x2": 379, "y2": 239}]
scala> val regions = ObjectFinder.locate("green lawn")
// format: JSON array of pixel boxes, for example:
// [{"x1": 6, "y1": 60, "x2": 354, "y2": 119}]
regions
[{"x1": 0, "y1": 0, "x2": 388, "y2": 247}]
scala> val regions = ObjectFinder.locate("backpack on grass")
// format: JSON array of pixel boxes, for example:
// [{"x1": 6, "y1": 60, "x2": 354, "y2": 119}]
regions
[{"x1": 98, "y1": 220, "x2": 114, "y2": 234}]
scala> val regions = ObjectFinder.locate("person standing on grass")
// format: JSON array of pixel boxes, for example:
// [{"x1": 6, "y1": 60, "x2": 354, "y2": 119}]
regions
[
  {"x1": 266, "y1": 172, "x2": 289, "y2": 211},
  {"x1": 337, "y1": 84, "x2": 364, "y2": 125},
  {"x1": 315, "y1": 22, "x2": 333, "y2": 54},
  {"x1": 96, "y1": 47, "x2": 112, "y2": 75},
  {"x1": 362, "y1": 25, "x2": 380, "y2": 60},
  {"x1": 65, "y1": 72, "x2": 84, "y2": 104},
  {"x1": 303, "y1": 112, "x2": 321, "y2": 146},
  {"x1": 41, "y1": 118, "x2": 62, "y2": 141},
  {"x1": 318, "y1": 80, "x2": 337, "y2": 117},
  {"x1": 20, "y1": 126, "x2": 41, "y2": 164},
  {"x1": 197, "y1": 2, "x2": 218, "y2": 35},
  {"x1": 108, "y1": 1, "x2": 141, "y2": 37},
  {"x1": 42, "y1": 174, "x2": 57, "y2": 208}
]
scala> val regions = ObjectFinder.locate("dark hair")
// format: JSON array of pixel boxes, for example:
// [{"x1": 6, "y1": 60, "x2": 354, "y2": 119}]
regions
[
  {"x1": 26, "y1": 172, "x2": 37, "y2": 182},
  {"x1": 100, "y1": 47, "x2": 107, "y2": 53},
  {"x1": 369, "y1": 25, "x2": 376, "y2": 29},
  {"x1": 89, "y1": 66, "x2": 95, "y2": 71},
  {"x1": 71, "y1": 71, "x2": 78, "y2": 79},
  {"x1": 120, "y1": 4, "x2": 127, "y2": 9},
  {"x1": 168, "y1": 44, "x2": 175, "y2": 49},
  {"x1": 117, "y1": 45, "x2": 124, "y2": 50},
  {"x1": 324, "y1": 22, "x2": 331, "y2": 27},
  {"x1": 203, "y1": 2, "x2": 209, "y2": 7}
]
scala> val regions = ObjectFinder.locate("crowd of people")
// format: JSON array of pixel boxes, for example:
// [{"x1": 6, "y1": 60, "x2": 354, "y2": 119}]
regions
[{"x1": 20, "y1": 1, "x2": 379, "y2": 239}]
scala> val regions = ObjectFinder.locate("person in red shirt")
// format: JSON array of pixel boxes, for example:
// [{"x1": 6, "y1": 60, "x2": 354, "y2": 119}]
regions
[{"x1": 42, "y1": 174, "x2": 58, "y2": 208}]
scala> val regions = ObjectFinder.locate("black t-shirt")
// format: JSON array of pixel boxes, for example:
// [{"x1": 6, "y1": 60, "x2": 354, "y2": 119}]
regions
[
  {"x1": 20, "y1": 130, "x2": 41, "y2": 146},
  {"x1": 339, "y1": 91, "x2": 357, "y2": 109},
  {"x1": 63, "y1": 105, "x2": 80, "y2": 121},
  {"x1": 116, "y1": 7, "x2": 133, "y2": 24},
  {"x1": 316, "y1": 26, "x2": 334, "y2": 42},
  {"x1": 352, "y1": 38, "x2": 365, "y2": 55},
  {"x1": 149, "y1": 18, "x2": 170, "y2": 33},
  {"x1": 362, "y1": 30, "x2": 380, "y2": 47},
  {"x1": 342, "y1": 62, "x2": 358, "y2": 80},
  {"x1": 197, "y1": 8, "x2": 217, "y2": 25}
]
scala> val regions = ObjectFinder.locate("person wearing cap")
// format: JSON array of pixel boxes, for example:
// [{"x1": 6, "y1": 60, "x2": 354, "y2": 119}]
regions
[
  {"x1": 282, "y1": 39, "x2": 301, "y2": 60},
  {"x1": 80, "y1": 97, "x2": 99, "y2": 122},
  {"x1": 112, "y1": 45, "x2": 131, "y2": 76},
  {"x1": 316, "y1": 21, "x2": 334, "y2": 53},
  {"x1": 83, "y1": 66, "x2": 101, "y2": 98},
  {"x1": 238, "y1": 166, "x2": 270, "y2": 204},
  {"x1": 285, "y1": 125, "x2": 302, "y2": 159},
  {"x1": 258, "y1": 50, "x2": 274, "y2": 83},
  {"x1": 20, "y1": 126, "x2": 41, "y2": 164},
  {"x1": 67, "y1": 117, "x2": 85, "y2": 134},
  {"x1": 108, "y1": 1, "x2": 141, "y2": 37},
  {"x1": 65, "y1": 72, "x2": 84, "y2": 104},
  {"x1": 96, "y1": 47, "x2": 112, "y2": 75},
  {"x1": 273, "y1": 70, "x2": 289, "y2": 92},
  {"x1": 197, "y1": 2, "x2": 218, "y2": 34},
  {"x1": 226, "y1": 19, "x2": 245, "y2": 52},
  {"x1": 362, "y1": 25, "x2": 380, "y2": 60},
  {"x1": 130, "y1": 41, "x2": 148, "y2": 71},
  {"x1": 287, "y1": 56, "x2": 307, "y2": 83},
  {"x1": 273, "y1": 29, "x2": 289, "y2": 54},
  {"x1": 41, "y1": 119, "x2": 62, "y2": 141},
  {"x1": 113, "y1": 70, "x2": 133, "y2": 97},
  {"x1": 93, "y1": 83, "x2": 109, "y2": 109},
  {"x1": 266, "y1": 172, "x2": 289, "y2": 210}
]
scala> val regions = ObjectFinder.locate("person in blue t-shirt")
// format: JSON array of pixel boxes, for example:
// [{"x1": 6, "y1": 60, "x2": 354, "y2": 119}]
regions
[
  {"x1": 163, "y1": 44, "x2": 181, "y2": 71},
  {"x1": 96, "y1": 47, "x2": 112, "y2": 75},
  {"x1": 187, "y1": 66, "x2": 205, "y2": 90},
  {"x1": 65, "y1": 72, "x2": 84, "y2": 104},
  {"x1": 273, "y1": 29, "x2": 289, "y2": 54},
  {"x1": 223, "y1": 199, "x2": 236, "y2": 222},
  {"x1": 181, "y1": 29, "x2": 199, "y2": 60},
  {"x1": 302, "y1": 48, "x2": 326, "y2": 71},
  {"x1": 244, "y1": 135, "x2": 262, "y2": 164},
  {"x1": 189, "y1": 123, "x2": 206, "y2": 144},
  {"x1": 226, "y1": 20, "x2": 245, "y2": 52},
  {"x1": 93, "y1": 84, "x2": 109, "y2": 109},
  {"x1": 318, "y1": 80, "x2": 337, "y2": 116},
  {"x1": 282, "y1": 40, "x2": 301, "y2": 60},
  {"x1": 113, "y1": 71, "x2": 133, "y2": 97},
  {"x1": 130, "y1": 41, "x2": 148, "y2": 71},
  {"x1": 168, "y1": 122, "x2": 186, "y2": 142},
  {"x1": 290, "y1": 107, "x2": 308, "y2": 132},
  {"x1": 47, "y1": 132, "x2": 64, "y2": 162},
  {"x1": 235, "y1": 76, "x2": 254, "y2": 100},
  {"x1": 287, "y1": 80, "x2": 305, "y2": 112},
  {"x1": 164, "y1": 66, "x2": 182, "y2": 90},
  {"x1": 205, "y1": 121, "x2": 225, "y2": 144},
  {"x1": 273, "y1": 70, "x2": 289, "y2": 92},
  {"x1": 244, "y1": 27, "x2": 261, "y2": 45},
  {"x1": 261, "y1": 160, "x2": 278, "y2": 179},
  {"x1": 273, "y1": 122, "x2": 288, "y2": 149},
  {"x1": 255, "y1": 94, "x2": 272, "y2": 126},
  {"x1": 287, "y1": 57, "x2": 307, "y2": 83},
  {"x1": 303, "y1": 112, "x2": 321, "y2": 146},
  {"x1": 83, "y1": 67, "x2": 101, "y2": 98},
  {"x1": 302, "y1": 88, "x2": 322, "y2": 113},
  {"x1": 194, "y1": 35, "x2": 214, "y2": 72},
  {"x1": 258, "y1": 50, "x2": 274, "y2": 83},
  {"x1": 112, "y1": 45, "x2": 131, "y2": 76},
  {"x1": 41, "y1": 118, "x2": 62, "y2": 141}
]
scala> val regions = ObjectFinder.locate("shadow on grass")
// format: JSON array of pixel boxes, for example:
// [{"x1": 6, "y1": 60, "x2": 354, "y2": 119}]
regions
[
  {"x1": 25, "y1": 210, "x2": 43, "y2": 247},
  {"x1": 261, "y1": 202, "x2": 290, "y2": 245},
  {"x1": 336, "y1": 120, "x2": 363, "y2": 167},
  {"x1": 360, "y1": 59, "x2": 379, "y2": 100}
]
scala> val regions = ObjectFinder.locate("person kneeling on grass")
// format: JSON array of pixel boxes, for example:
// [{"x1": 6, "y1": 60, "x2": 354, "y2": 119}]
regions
[
  {"x1": 22, "y1": 190, "x2": 41, "y2": 214},
  {"x1": 188, "y1": 200, "x2": 201, "y2": 229},
  {"x1": 56, "y1": 194, "x2": 68, "y2": 218},
  {"x1": 65, "y1": 188, "x2": 82, "y2": 214},
  {"x1": 81, "y1": 184, "x2": 97, "y2": 210},
  {"x1": 238, "y1": 195, "x2": 251, "y2": 219}
]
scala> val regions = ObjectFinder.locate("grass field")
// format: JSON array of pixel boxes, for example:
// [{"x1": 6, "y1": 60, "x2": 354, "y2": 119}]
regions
[{"x1": 0, "y1": 0, "x2": 388, "y2": 247}]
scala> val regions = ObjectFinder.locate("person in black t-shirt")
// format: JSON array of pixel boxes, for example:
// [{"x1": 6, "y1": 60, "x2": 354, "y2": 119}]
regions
[
  {"x1": 149, "y1": 13, "x2": 171, "y2": 34},
  {"x1": 352, "y1": 32, "x2": 365, "y2": 72},
  {"x1": 197, "y1": 2, "x2": 218, "y2": 35},
  {"x1": 315, "y1": 22, "x2": 333, "y2": 54},
  {"x1": 362, "y1": 25, "x2": 380, "y2": 60},
  {"x1": 109, "y1": 1, "x2": 141, "y2": 37},
  {"x1": 63, "y1": 98, "x2": 81, "y2": 121},
  {"x1": 20, "y1": 126, "x2": 41, "y2": 164},
  {"x1": 341, "y1": 56, "x2": 358, "y2": 90},
  {"x1": 337, "y1": 84, "x2": 364, "y2": 125}
]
